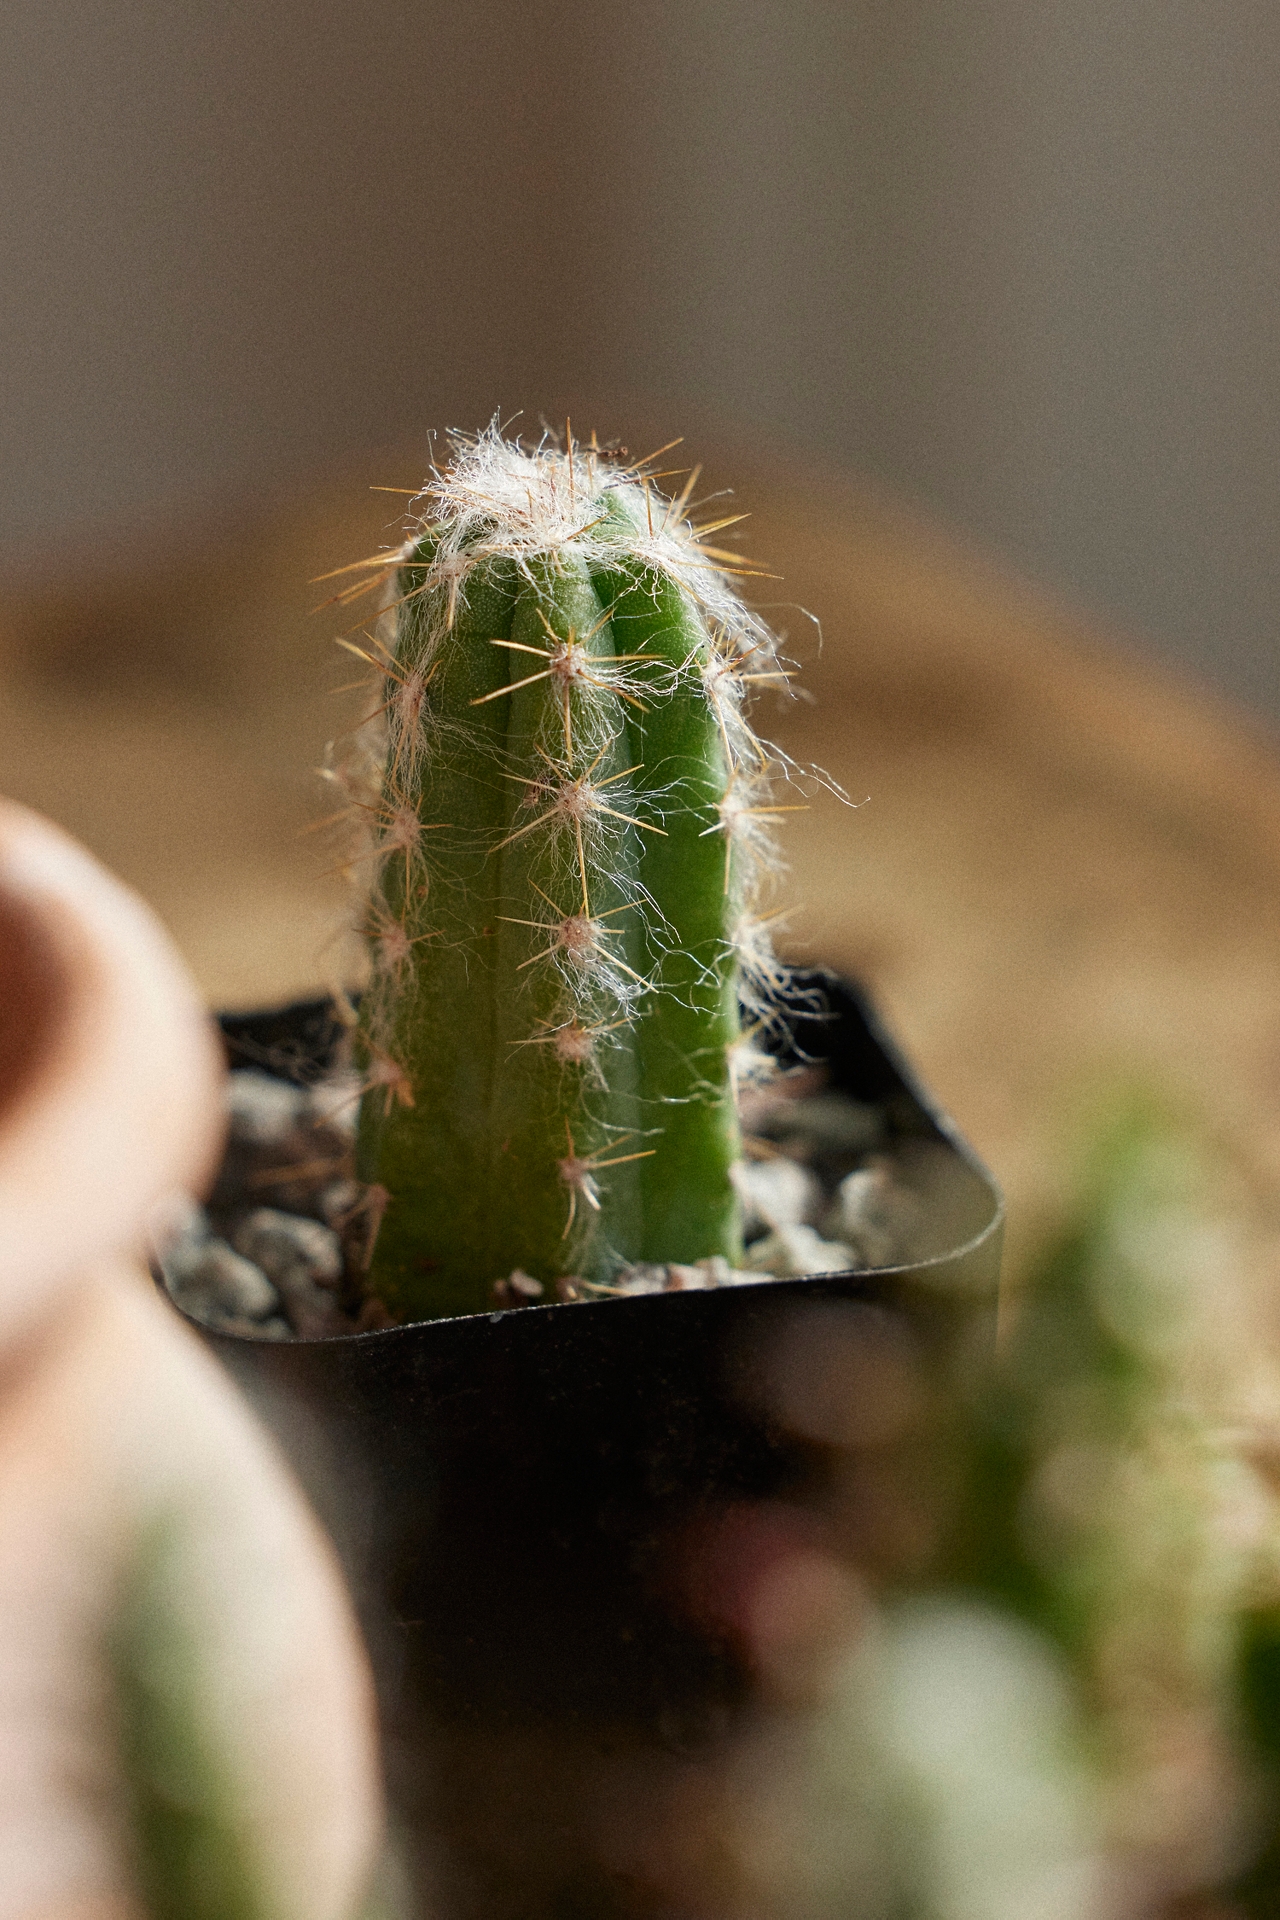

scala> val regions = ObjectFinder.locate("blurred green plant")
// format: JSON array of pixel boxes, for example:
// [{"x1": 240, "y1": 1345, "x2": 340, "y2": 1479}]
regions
[
  {"x1": 726, "y1": 1097, "x2": 1280, "y2": 1919},
  {"x1": 114, "y1": 1521, "x2": 262, "y2": 1920},
  {"x1": 949, "y1": 1097, "x2": 1280, "y2": 1909}
]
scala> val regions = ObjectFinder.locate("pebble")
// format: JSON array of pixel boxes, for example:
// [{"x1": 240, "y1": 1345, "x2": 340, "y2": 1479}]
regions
[
  {"x1": 162, "y1": 1236, "x2": 282, "y2": 1325},
  {"x1": 173, "y1": 1056, "x2": 903, "y2": 1336},
  {"x1": 610, "y1": 1263, "x2": 670, "y2": 1296},
  {"x1": 215, "y1": 1072, "x2": 357, "y2": 1227},
  {"x1": 739, "y1": 1223, "x2": 858, "y2": 1278},
  {"x1": 314, "y1": 1177, "x2": 365, "y2": 1230},
  {"x1": 150, "y1": 1193, "x2": 211, "y2": 1265},
  {"x1": 675, "y1": 1256, "x2": 774, "y2": 1290},
  {"x1": 732, "y1": 1156, "x2": 824, "y2": 1239},
  {"x1": 492, "y1": 1269, "x2": 544, "y2": 1306},
  {"x1": 233, "y1": 1208, "x2": 342, "y2": 1287},
  {"x1": 231, "y1": 1208, "x2": 345, "y2": 1335},
  {"x1": 684, "y1": 1256, "x2": 735, "y2": 1289},
  {"x1": 305, "y1": 1072, "x2": 362, "y2": 1136},
  {"x1": 606, "y1": 1255, "x2": 776, "y2": 1296},
  {"x1": 225, "y1": 1070, "x2": 308, "y2": 1147},
  {"x1": 210, "y1": 1313, "x2": 295, "y2": 1341},
  {"x1": 825, "y1": 1156, "x2": 917, "y2": 1269}
]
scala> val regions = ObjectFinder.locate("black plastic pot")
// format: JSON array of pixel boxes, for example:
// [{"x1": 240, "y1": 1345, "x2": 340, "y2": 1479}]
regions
[{"x1": 186, "y1": 975, "x2": 1002, "y2": 1920}]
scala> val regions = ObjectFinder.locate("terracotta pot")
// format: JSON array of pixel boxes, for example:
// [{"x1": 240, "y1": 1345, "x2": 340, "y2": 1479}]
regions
[
  {"x1": 0, "y1": 800, "x2": 380, "y2": 1920},
  {"x1": 191, "y1": 975, "x2": 1003, "y2": 1920}
]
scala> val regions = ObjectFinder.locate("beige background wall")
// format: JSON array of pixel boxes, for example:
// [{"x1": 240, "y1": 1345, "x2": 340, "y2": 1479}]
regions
[{"x1": 2, "y1": 1, "x2": 1277, "y2": 713}]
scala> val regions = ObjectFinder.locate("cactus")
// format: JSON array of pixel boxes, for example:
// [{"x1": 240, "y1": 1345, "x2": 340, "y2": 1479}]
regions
[{"x1": 336, "y1": 426, "x2": 792, "y2": 1321}]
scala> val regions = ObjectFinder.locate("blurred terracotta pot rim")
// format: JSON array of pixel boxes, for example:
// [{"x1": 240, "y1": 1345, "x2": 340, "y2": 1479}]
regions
[{"x1": 0, "y1": 799, "x2": 224, "y2": 1344}]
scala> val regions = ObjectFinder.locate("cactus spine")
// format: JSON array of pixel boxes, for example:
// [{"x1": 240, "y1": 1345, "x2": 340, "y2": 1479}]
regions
[{"x1": 345, "y1": 428, "x2": 786, "y2": 1321}]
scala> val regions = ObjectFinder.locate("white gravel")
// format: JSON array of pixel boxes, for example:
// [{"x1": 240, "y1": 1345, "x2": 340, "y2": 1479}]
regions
[
  {"x1": 162, "y1": 1064, "x2": 905, "y2": 1337},
  {"x1": 233, "y1": 1208, "x2": 342, "y2": 1283},
  {"x1": 232, "y1": 1209, "x2": 344, "y2": 1332},
  {"x1": 226, "y1": 1070, "x2": 308, "y2": 1147},
  {"x1": 739, "y1": 1223, "x2": 858, "y2": 1277},
  {"x1": 163, "y1": 1236, "x2": 282, "y2": 1325},
  {"x1": 305, "y1": 1072, "x2": 362, "y2": 1136},
  {"x1": 826, "y1": 1156, "x2": 918, "y2": 1269},
  {"x1": 732, "y1": 1156, "x2": 824, "y2": 1238},
  {"x1": 314, "y1": 1177, "x2": 364, "y2": 1230}
]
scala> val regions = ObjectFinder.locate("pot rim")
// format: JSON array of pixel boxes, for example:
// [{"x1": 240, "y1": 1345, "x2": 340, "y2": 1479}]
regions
[{"x1": 186, "y1": 969, "x2": 1004, "y2": 1347}]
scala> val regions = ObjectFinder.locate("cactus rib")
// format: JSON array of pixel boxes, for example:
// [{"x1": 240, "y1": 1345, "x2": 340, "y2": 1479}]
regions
[{"x1": 345, "y1": 425, "x2": 788, "y2": 1321}]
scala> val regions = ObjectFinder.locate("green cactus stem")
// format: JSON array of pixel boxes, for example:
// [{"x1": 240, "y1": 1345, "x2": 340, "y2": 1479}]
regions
[{"x1": 342, "y1": 427, "x2": 788, "y2": 1321}]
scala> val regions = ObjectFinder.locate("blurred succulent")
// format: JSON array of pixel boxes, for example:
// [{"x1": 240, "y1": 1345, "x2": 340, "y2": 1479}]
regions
[
  {"x1": 951, "y1": 1098, "x2": 1280, "y2": 1909},
  {"x1": 677, "y1": 1098, "x2": 1280, "y2": 1918}
]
